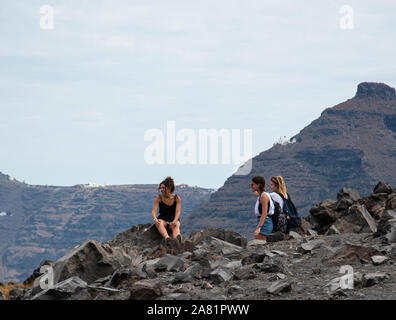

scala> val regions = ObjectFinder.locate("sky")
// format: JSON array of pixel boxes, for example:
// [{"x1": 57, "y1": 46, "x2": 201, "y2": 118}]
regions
[{"x1": 0, "y1": 0, "x2": 395, "y2": 189}]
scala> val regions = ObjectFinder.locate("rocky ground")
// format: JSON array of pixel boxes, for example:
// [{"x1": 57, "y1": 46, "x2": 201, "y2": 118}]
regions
[{"x1": 1, "y1": 182, "x2": 395, "y2": 301}]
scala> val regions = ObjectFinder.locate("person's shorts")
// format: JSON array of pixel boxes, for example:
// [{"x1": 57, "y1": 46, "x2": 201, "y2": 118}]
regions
[
  {"x1": 257, "y1": 216, "x2": 273, "y2": 235},
  {"x1": 157, "y1": 216, "x2": 180, "y2": 224}
]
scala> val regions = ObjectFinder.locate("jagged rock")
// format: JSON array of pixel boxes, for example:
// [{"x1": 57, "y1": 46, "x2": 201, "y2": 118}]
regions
[
  {"x1": 226, "y1": 285, "x2": 243, "y2": 295},
  {"x1": 129, "y1": 279, "x2": 163, "y2": 300},
  {"x1": 309, "y1": 199, "x2": 338, "y2": 233},
  {"x1": 297, "y1": 239, "x2": 325, "y2": 254},
  {"x1": 325, "y1": 225, "x2": 341, "y2": 235},
  {"x1": 233, "y1": 265, "x2": 257, "y2": 280},
  {"x1": 266, "y1": 280, "x2": 292, "y2": 295},
  {"x1": 332, "y1": 204, "x2": 375, "y2": 234},
  {"x1": 153, "y1": 254, "x2": 185, "y2": 272},
  {"x1": 241, "y1": 249, "x2": 270, "y2": 265},
  {"x1": 289, "y1": 231, "x2": 303, "y2": 240},
  {"x1": 109, "y1": 268, "x2": 146, "y2": 288},
  {"x1": 336, "y1": 188, "x2": 360, "y2": 211},
  {"x1": 203, "y1": 237, "x2": 243, "y2": 259},
  {"x1": 260, "y1": 257, "x2": 286, "y2": 273},
  {"x1": 267, "y1": 231, "x2": 285, "y2": 242},
  {"x1": 373, "y1": 182, "x2": 393, "y2": 195},
  {"x1": 141, "y1": 259, "x2": 160, "y2": 279},
  {"x1": 31, "y1": 276, "x2": 88, "y2": 300},
  {"x1": 363, "y1": 272, "x2": 388, "y2": 287},
  {"x1": 371, "y1": 255, "x2": 388, "y2": 265},
  {"x1": 50, "y1": 240, "x2": 131, "y2": 285},
  {"x1": 322, "y1": 244, "x2": 381, "y2": 266},
  {"x1": 209, "y1": 268, "x2": 233, "y2": 284},
  {"x1": 375, "y1": 210, "x2": 396, "y2": 243},
  {"x1": 189, "y1": 229, "x2": 247, "y2": 247}
]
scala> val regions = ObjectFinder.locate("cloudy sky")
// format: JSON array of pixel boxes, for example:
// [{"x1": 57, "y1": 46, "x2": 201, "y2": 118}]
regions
[{"x1": 0, "y1": 0, "x2": 395, "y2": 189}]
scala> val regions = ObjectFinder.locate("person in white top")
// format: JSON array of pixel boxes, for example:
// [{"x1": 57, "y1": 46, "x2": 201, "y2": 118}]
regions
[
  {"x1": 269, "y1": 177, "x2": 285, "y2": 210},
  {"x1": 250, "y1": 176, "x2": 274, "y2": 241},
  {"x1": 269, "y1": 176, "x2": 288, "y2": 201}
]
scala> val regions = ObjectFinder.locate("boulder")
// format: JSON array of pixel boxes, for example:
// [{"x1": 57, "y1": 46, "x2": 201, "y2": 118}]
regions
[
  {"x1": 52, "y1": 240, "x2": 131, "y2": 285},
  {"x1": 266, "y1": 280, "x2": 292, "y2": 295},
  {"x1": 189, "y1": 228, "x2": 247, "y2": 247},
  {"x1": 309, "y1": 199, "x2": 338, "y2": 233},
  {"x1": 371, "y1": 255, "x2": 388, "y2": 265},
  {"x1": 373, "y1": 182, "x2": 393, "y2": 195},
  {"x1": 322, "y1": 244, "x2": 381, "y2": 266},
  {"x1": 375, "y1": 210, "x2": 396, "y2": 243},
  {"x1": 129, "y1": 279, "x2": 163, "y2": 300},
  {"x1": 330, "y1": 204, "x2": 377, "y2": 234},
  {"x1": 335, "y1": 188, "x2": 360, "y2": 211},
  {"x1": 363, "y1": 272, "x2": 388, "y2": 287},
  {"x1": 209, "y1": 268, "x2": 233, "y2": 284},
  {"x1": 31, "y1": 276, "x2": 88, "y2": 300},
  {"x1": 153, "y1": 254, "x2": 185, "y2": 272},
  {"x1": 297, "y1": 239, "x2": 325, "y2": 254},
  {"x1": 260, "y1": 257, "x2": 286, "y2": 273}
]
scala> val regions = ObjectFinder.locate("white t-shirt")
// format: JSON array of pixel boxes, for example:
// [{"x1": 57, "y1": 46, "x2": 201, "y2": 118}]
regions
[
  {"x1": 270, "y1": 192, "x2": 284, "y2": 210},
  {"x1": 254, "y1": 192, "x2": 275, "y2": 217}
]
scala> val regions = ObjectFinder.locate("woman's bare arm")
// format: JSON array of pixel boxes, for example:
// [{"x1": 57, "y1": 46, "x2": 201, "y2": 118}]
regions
[
  {"x1": 152, "y1": 196, "x2": 160, "y2": 222},
  {"x1": 172, "y1": 195, "x2": 181, "y2": 225}
]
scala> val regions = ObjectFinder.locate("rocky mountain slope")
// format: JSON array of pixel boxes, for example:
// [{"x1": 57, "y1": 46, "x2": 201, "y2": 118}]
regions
[
  {"x1": 1, "y1": 182, "x2": 394, "y2": 301},
  {"x1": 0, "y1": 173, "x2": 214, "y2": 283},
  {"x1": 182, "y1": 82, "x2": 396, "y2": 238}
]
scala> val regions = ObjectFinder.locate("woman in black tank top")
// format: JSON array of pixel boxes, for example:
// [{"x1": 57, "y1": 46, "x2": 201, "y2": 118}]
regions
[{"x1": 151, "y1": 176, "x2": 181, "y2": 239}]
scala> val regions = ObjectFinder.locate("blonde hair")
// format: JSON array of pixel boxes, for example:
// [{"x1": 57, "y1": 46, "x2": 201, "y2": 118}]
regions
[{"x1": 270, "y1": 176, "x2": 287, "y2": 198}]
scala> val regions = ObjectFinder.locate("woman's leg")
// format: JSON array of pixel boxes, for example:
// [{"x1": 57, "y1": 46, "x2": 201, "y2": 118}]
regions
[
  {"x1": 155, "y1": 219, "x2": 170, "y2": 238},
  {"x1": 169, "y1": 221, "x2": 181, "y2": 238}
]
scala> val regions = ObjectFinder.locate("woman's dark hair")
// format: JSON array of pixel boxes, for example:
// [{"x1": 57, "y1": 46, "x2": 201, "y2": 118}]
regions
[
  {"x1": 158, "y1": 176, "x2": 175, "y2": 193},
  {"x1": 251, "y1": 176, "x2": 266, "y2": 193}
]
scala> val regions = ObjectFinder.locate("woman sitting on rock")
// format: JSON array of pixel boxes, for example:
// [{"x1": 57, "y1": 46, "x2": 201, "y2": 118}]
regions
[
  {"x1": 151, "y1": 176, "x2": 181, "y2": 241},
  {"x1": 251, "y1": 176, "x2": 274, "y2": 241}
]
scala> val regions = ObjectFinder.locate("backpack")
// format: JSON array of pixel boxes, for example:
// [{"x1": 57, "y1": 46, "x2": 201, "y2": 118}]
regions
[
  {"x1": 269, "y1": 199, "x2": 288, "y2": 233},
  {"x1": 258, "y1": 194, "x2": 288, "y2": 233},
  {"x1": 279, "y1": 193, "x2": 301, "y2": 231}
]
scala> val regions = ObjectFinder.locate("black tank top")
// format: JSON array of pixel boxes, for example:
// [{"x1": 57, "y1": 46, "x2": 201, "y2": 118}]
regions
[{"x1": 158, "y1": 194, "x2": 178, "y2": 222}]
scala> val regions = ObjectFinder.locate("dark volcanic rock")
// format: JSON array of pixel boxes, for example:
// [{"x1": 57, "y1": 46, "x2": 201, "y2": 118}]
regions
[
  {"x1": 129, "y1": 279, "x2": 163, "y2": 300},
  {"x1": 322, "y1": 244, "x2": 381, "y2": 266},
  {"x1": 51, "y1": 240, "x2": 131, "y2": 285}
]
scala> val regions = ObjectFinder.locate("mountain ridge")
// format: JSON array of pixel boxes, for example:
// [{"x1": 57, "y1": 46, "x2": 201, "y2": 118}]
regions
[{"x1": 182, "y1": 82, "x2": 396, "y2": 238}]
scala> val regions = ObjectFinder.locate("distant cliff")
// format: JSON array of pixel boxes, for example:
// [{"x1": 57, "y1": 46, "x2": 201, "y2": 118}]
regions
[
  {"x1": 182, "y1": 82, "x2": 396, "y2": 238},
  {"x1": 0, "y1": 174, "x2": 214, "y2": 282}
]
